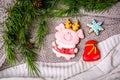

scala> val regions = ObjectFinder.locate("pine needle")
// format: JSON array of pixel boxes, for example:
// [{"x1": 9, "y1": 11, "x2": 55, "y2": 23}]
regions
[
  {"x1": 20, "y1": 43, "x2": 40, "y2": 76},
  {"x1": 35, "y1": 20, "x2": 48, "y2": 48}
]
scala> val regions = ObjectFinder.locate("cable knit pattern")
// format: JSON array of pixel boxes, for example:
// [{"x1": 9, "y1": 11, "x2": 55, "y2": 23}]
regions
[{"x1": 0, "y1": 34, "x2": 120, "y2": 80}]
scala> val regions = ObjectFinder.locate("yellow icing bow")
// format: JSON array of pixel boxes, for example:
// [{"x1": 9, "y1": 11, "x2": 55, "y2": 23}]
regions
[
  {"x1": 64, "y1": 19, "x2": 72, "y2": 29},
  {"x1": 86, "y1": 44, "x2": 97, "y2": 55},
  {"x1": 72, "y1": 20, "x2": 80, "y2": 31},
  {"x1": 64, "y1": 19, "x2": 80, "y2": 31}
]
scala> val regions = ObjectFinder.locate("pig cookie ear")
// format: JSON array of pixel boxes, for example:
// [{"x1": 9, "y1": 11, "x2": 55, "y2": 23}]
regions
[
  {"x1": 77, "y1": 29, "x2": 84, "y2": 39},
  {"x1": 55, "y1": 23, "x2": 65, "y2": 31}
]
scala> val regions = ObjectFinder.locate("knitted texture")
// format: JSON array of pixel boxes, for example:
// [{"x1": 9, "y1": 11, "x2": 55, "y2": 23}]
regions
[{"x1": 0, "y1": 34, "x2": 120, "y2": 80}]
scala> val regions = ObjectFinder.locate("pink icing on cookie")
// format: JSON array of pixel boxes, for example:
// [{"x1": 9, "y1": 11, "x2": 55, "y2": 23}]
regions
[
  {"x1": 55, "y1": 24, "x2": 84, "y2": 45},
  {"x1": 52, "y1": 23, "x2": 84, "y2": 60},
  {"x1": 55, "y1": 23, "x2": 65, "y2": 31}
]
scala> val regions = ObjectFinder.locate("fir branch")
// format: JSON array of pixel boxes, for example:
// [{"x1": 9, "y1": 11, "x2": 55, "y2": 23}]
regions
[
  {"x1": 4, "y1": 0, "x2": 40, "y2": 76},
  {"x1": 54, "y1": 0, "x2": 118, "y2": 16},
  {"x1": 3, "y1": 32, "x2": 16, "y2": 64},
  {"x1": 5, "y1": 44, "x2": 16, "y2": 64},
  {"x1": 35, "y1": 20, "x2": 48, "y2": 48},
  {"x1": 20, "y1": 43, "x2": 40, "y2": 76}
]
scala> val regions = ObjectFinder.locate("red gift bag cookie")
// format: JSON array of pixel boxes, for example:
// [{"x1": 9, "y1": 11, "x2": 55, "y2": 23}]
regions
[{"x1": 83, "y1": 40, "x2": 100, "y2": 61}]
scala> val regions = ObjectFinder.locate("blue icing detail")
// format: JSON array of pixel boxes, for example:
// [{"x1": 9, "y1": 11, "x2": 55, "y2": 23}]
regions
[{"x1": 87, "y1": 19, "x2": 104, "y2": 35}]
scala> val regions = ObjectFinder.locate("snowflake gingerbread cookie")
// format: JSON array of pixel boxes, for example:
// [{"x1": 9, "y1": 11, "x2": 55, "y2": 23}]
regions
[
  {"x1": 52, "y1": 19, "x2": 84, "y2": 60},
  {"x1": 87, "y1": 19, "x2": 104, "y2": 35}
]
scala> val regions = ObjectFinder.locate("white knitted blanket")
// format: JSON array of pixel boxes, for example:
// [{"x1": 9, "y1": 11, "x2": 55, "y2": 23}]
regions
[{"x1": 0, "y1": 34, "x2": 120, "y2": 80}]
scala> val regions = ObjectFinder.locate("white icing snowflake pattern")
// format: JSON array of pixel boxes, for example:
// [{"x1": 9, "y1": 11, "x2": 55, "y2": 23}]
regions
[{"x1": 87, "y1": 19, "x2": 104, "y2": 35}]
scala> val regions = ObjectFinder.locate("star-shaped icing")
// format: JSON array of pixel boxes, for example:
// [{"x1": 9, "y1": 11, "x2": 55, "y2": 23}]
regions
[{"x1": 87, "y1": 19, "x2": 104, "y2": 35}]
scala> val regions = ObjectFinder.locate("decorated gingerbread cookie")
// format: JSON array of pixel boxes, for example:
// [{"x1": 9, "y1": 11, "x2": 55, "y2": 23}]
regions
[
  {"x1": 83, "y1": 40, "x2": 100, "y2": 61},
  {"x1": 52, "y1": 19, "x2": 84, "y2": 60},
  {"x1": 87, "y1": 19, "x2": 104, "y2": 35}
]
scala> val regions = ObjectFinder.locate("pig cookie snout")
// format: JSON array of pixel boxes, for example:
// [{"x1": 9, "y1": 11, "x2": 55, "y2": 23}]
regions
[{"x1": 64, "y1": 32, "x2": 73, "y2": 41}]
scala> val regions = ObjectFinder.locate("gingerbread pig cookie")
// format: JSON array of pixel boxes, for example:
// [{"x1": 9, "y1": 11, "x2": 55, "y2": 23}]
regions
[{"x1": 52, "y1": 22, "x2": 84, "y2": 60}]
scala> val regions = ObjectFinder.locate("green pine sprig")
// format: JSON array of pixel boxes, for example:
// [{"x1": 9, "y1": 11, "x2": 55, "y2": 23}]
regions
[
  {"x1": 3, "y1": 0, "x2": 41, "y2": 76},
  {"x1": 35, "y1": 20, "x2": 48, "y2": 48},
  {"x1": 19, "y1": 43, "x2": 40, "y2": 76},
  {"x1": 54, "y1": 0, "x2": 119, "y2": 16}
]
